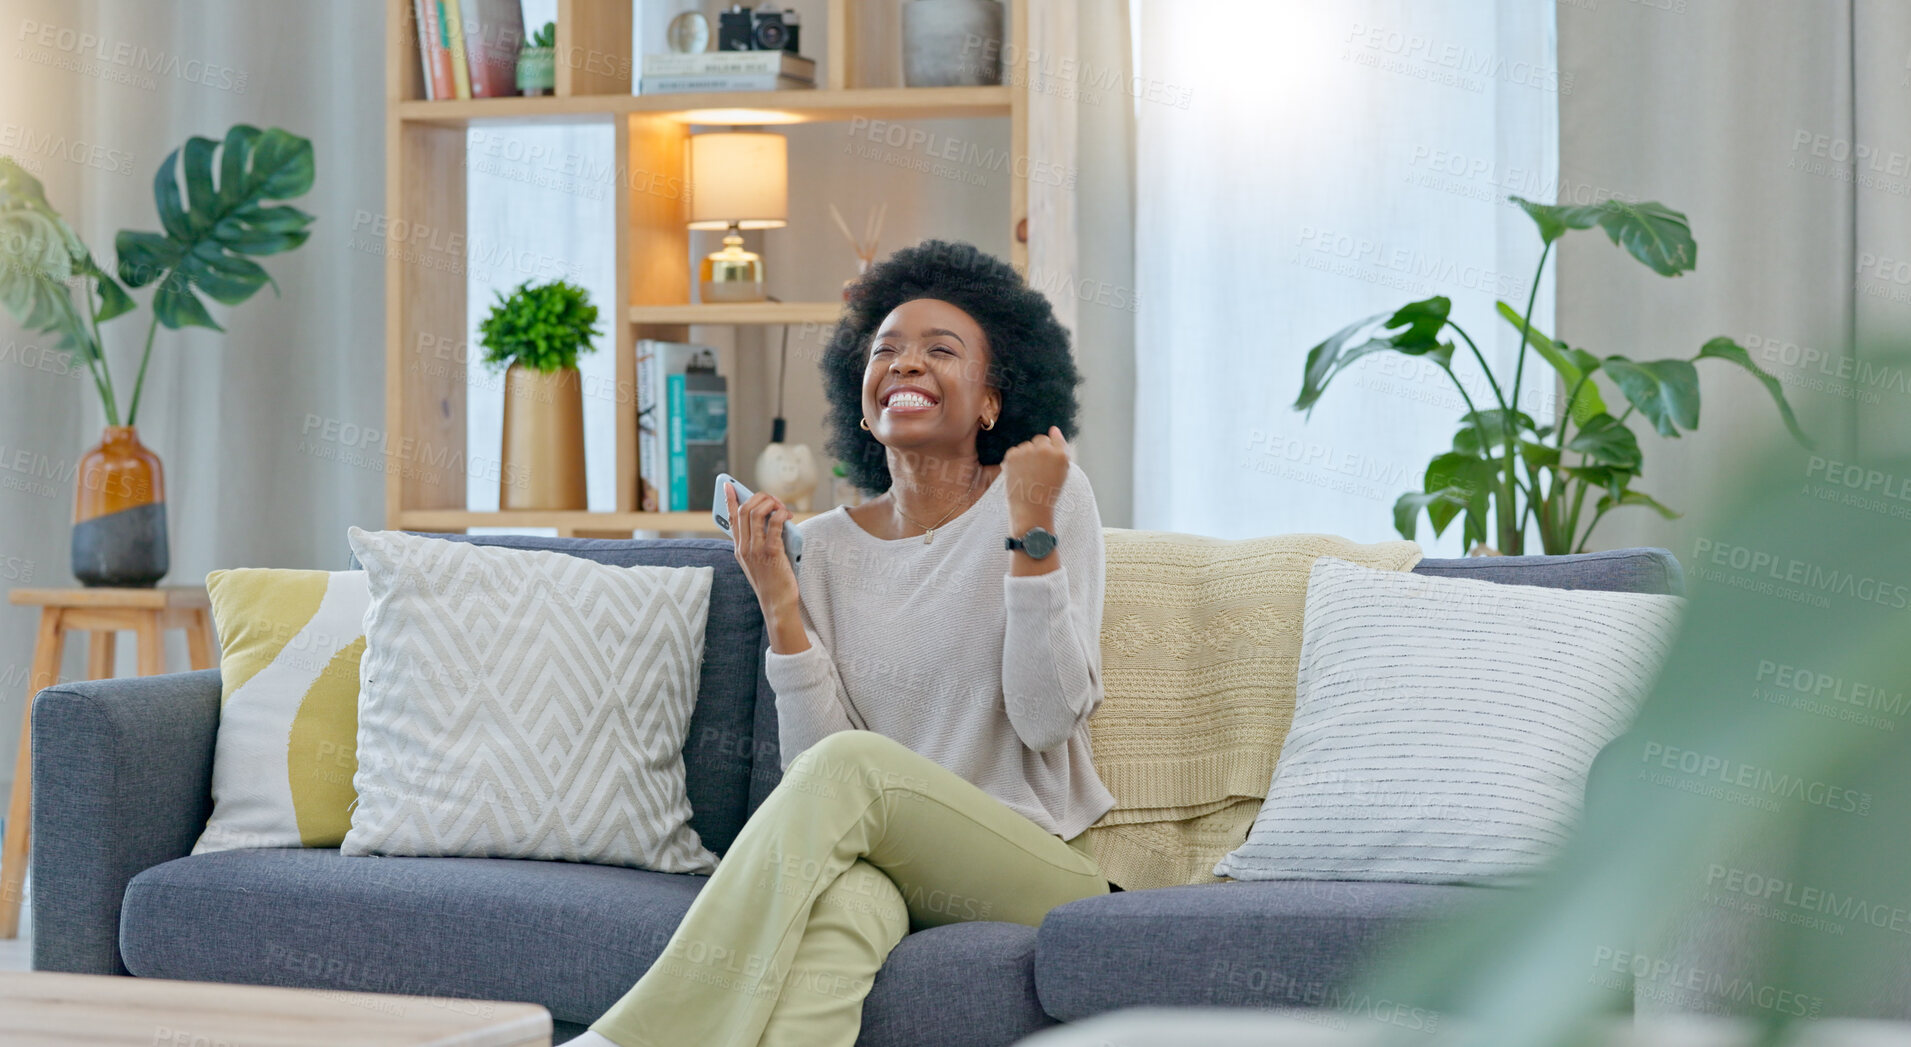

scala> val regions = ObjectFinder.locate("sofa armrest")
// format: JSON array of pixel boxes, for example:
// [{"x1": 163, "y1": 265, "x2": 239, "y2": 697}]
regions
[{"x1": 31, "y1": 669, "x2": 220, "y2": 974}]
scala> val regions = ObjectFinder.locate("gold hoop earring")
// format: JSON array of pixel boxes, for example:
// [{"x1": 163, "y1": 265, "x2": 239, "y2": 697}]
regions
[
  {"x1": 860, "y1": 417, "x2": 871, "y2": 431},
  {"x1": 981, "y1": 416, "x2": 995, "y2": 430}
]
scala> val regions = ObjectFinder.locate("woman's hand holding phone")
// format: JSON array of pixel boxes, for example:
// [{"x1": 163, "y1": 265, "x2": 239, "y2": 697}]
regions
[{"x1": 725, "y1": 480, "x2": 800, "y2": 616}]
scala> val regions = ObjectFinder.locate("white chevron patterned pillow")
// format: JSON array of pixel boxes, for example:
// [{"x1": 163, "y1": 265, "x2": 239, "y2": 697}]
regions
[
  {"x1": 1214, "y1": 556, "x2": 1684, "y2": 885},
  {"x1": 342, "y1": 527, "x2": 719, "y2": 873}
]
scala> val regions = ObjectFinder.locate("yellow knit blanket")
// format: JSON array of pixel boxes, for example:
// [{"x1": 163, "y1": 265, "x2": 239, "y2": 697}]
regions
[{"x1": 1079, "y1": 530, "x2": 1424, "y2": 891}]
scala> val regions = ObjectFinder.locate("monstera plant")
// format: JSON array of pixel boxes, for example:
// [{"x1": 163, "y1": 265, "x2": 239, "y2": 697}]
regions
[
  {"x1": 1292, "y1": 197, "x2": 1810, "y2": 555},
  {"x1": 0, "y1": 124, "x2": 314, "y2": 585}
]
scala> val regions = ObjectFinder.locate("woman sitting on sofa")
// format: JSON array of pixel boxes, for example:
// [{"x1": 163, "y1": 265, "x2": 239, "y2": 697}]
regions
[{"x1": 577, "y1": 239, "x2": 1120, "y2": 1047}]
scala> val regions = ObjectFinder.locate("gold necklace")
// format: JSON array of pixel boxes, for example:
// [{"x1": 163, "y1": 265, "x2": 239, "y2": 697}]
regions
[{"x1": 891, "y1": 466, "x2": 984, "y2": 545}]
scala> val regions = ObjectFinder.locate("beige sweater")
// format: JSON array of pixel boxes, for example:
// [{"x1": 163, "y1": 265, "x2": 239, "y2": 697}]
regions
[
  {"x1": 764, "y1": 460, "x2": 1118, "y2": 841},
  {"x1": 1077, "y1": 530, "x2": 1424, "y2": 891}
]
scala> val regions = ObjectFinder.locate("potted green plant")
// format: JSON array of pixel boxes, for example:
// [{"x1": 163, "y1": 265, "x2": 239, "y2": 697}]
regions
[
  {"x1": 1292, "y1": 196, "x2": 1810, "y2": 555},
  {"x1": 0, "y1": 125, "x2": 314, "y2": 585},
  {"x1": 516, "y1": 20, "x2": 556, "y2": 96},
  {"x1": 478, "y1": 277, "x2": 601, "y2": 510}
]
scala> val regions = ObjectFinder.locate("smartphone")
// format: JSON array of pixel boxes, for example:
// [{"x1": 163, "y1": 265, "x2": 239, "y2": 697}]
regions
[{"x1": 713, "y1": 473, "x2": 803, "y2": 564}]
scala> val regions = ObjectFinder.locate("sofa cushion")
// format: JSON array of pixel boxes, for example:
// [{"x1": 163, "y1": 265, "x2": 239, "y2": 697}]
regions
[
  {"x1": 120, "y1": 848, "x2": 702, "y2": 1027},
  {"x1": 121, "y1": 848, "x2": 1051, "y2": 1045},
  {"x1": 1412, "y1": 547, "x2": 1685, "y2": 596},
  {"x1": 1033, "y1": 880, "x2": 1498, "y2": 1021},
  {"x1": 379, "y1": 533, "x2": 766, "y2": 856},
  {"x1": 863, "y1": 922, "x2": 1056, "y2": 1047}
]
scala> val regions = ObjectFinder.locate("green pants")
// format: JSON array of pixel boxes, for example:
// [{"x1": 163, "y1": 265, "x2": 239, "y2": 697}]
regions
[{"x1": 590, "y1": 729, "x2": 1111, "y2": 1047}]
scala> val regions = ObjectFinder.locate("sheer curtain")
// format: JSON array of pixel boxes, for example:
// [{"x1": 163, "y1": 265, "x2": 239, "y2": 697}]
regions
[
  {"x1": 1129, "y1": 1, "x2": 1558, "y2": 555},
  {"x1": 1558, "y1": 0, "x2": 1911, "y2": 554}
]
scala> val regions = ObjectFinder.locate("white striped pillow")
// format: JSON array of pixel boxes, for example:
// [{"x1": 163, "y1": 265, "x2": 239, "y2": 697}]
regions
[{"x1": 1213, "y1": 556, "x2": 1683, "y2": 885}]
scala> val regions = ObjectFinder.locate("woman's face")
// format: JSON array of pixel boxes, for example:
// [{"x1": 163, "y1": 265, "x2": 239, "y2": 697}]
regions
[{"x1": 861, "y1": 297, "x2": 999, "y2": 463}]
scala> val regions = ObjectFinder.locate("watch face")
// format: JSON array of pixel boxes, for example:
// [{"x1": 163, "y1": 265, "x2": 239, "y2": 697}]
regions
[{"x1": 1023, "y1": 528, "x2": 1057, "y2": 559}]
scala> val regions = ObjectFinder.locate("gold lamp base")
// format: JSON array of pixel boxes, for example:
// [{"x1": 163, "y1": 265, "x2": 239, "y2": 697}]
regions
[{"x1": 700, "y1": 226, "x2": 766, "y2": 303}]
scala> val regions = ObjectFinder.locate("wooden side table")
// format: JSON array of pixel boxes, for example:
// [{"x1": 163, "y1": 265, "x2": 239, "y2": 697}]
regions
[{"x1": 0, "y1": 587, "x2": 216, "y2": 939}]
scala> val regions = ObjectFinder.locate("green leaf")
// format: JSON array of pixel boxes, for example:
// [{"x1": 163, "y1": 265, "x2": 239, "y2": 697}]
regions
[
  {"x1": 119, "y1": 125, "x2": 316, "y2": 330},
  {"x1": 1395, "y1": 488, "x2": 1467, "y2": 541},
  {"x1": 1565, "y1": 413, "x2": 1643, "y2": 469},
  {"x1": 1603, "y1": 357, "x2": 1700, "y2": 437},
  {"x1": 1383, "y1": 295, "x2": 1451, "y2": 351},
  {"x1": 1511, "y1": 196, "x2": 1604, "y2": 246},
  {"x1": 1519, "y1": 440, "x2": 1560, "y2": 470},
  {"x1": 1594, "y1": 200, "x2": 1696, "y2": 276},
  {"x1": 217, "y1": 125, "x2": 261, "y2": 210},
  {"x1": 152, "y1": 270, "x2": 221, "y2": 331},
  {"x1": 1453, "y1": 409, "x2": 1536, "y2": 457},
  {"x1": 1509, "y1": 196, "x2": 1696, "y2": 276},
  {"x1": 247, "y1": 128, "x2": 316, "y2": 199},
  {"x1": 1496, "y1": 300, "x2": 1608, "y2": 423},
  {"x1": 0, "y1": 156, "x2": 108, "y2": 369},
  {"x1": 1563, "y1": 464, "x2": 1632, "y2": 503},
  {"x1": 1396, "y1": 450, "x2": 1501, "y2": 542},
  {"x1": 1295, "y1": 313, "x2": 1392, "y2": 413},
  {"x1": 153, "y1": 147, "x2": 192, "y2": 242},
  {"x1": 183, "y1": 241, "x2": 274, "y2": 304},
  {"x1": 1696, "y1": 336, "x2": 1813, "y2": 449},
  {"x1": 1596, "y1": 487, "x2": 1681, "y2": 520},
  {"x1": 1430, "y1": 451, "x2": 1499, "y2": 543},
  {"x1": 181, "y1": 136, "x2": 220, "y2": 237},
  {"x1": 115, "y1": 231, "x2": 183, "y2": 288},
  {"x1": 80, "y1": 255, "x2": 134, "y2": 323},
  {"x1": 1294, "y1": 298, "x2": 1453, "y2": 413}
]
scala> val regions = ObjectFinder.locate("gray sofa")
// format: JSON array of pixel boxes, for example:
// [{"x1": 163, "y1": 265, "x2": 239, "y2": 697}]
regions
[{"x1": 28, "y1": 533, "x2": 1684, "y2": 1045}]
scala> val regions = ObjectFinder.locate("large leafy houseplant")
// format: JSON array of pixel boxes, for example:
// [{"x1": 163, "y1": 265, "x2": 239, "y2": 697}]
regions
[
  {"x1": 0, "y1": 124, "x2": 316, "y2": 425},
  {"x1": 1293, "y1": 197, "x2": 1810, "y2": 554},
  {"x1": 0, "y1": 124, "x2": 313, "y2": 585}
]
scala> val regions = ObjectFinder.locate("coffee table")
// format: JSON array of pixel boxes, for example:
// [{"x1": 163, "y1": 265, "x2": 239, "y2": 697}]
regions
[{"x1": 0, "y1": 970, "x2": 550, "y2": 1045}]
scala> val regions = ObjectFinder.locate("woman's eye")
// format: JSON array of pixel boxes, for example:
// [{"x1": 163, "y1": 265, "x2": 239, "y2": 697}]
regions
[
  {"x1": 872, "y1": 346, "x2": 893, "y2": 356},
  {"x1": 932, "y1": 346, "x2": 954, "y2": 355}
]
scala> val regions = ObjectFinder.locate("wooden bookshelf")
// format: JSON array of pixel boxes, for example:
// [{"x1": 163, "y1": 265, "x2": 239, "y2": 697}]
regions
[
  {"x1": 384, "y1": 0, "x2": 1067, "y2": 537},
  {"x1": 394, "y1": 85, "x2": 1014, "y2": 127}
]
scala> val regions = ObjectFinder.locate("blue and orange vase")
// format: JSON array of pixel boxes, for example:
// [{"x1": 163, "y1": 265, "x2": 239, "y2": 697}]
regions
[{"x1": 71, "y1": 426, "x2": 169, "y2": 587}]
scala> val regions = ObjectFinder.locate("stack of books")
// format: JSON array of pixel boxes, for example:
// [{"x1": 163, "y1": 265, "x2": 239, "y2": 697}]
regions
[
  {"x1": 639, "y1": 51, "x2": 817, "y2": 94},
  {"x1": 637, "y1": 341, "x2": 731, "y2": 513},
  {"x1": 415, "y1": 0, "x2": 524, "y2": 100}
]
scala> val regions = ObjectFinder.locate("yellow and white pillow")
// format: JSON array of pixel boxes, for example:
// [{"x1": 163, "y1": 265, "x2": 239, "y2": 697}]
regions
[{"x1": 192, "y1": 568, "x2": 369, "y2": 853}]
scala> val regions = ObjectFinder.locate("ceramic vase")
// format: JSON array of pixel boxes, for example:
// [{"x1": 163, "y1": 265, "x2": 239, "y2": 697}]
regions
[
  {"x1": 499, "y1": 363, "x2": 587, "y2": 510},
  {"x1": 72, "y1": 426, "x2": 168, "y2": 587}
]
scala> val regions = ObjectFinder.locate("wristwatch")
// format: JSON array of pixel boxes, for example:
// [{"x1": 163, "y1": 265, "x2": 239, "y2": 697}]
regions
[{"x1": 1005, "y1": 526, "x2": 1058, "y2": 560}]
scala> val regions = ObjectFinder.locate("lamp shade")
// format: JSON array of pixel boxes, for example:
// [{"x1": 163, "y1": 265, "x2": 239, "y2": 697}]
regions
[{"x1": 687, "y1": 131, "x2": 788, "y2": 230}]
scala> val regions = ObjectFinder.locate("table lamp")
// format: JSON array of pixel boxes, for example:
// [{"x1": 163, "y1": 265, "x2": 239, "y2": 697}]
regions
[{"x1": 688, "y1": 130, "x2": 788, "y2": 303}]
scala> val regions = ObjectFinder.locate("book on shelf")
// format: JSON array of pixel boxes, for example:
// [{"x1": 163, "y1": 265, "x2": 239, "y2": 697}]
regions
[
  {"x1": 638, "y1": 341, "x2": 729, "y2": 513},
  {"x1": 640, "y1": 74, "x2": 815, "y2": 94},
  {"x1": 640, "y1": 50, "x2": 816, "y2": 79},
  {"x1": 459, "y1": 0, "x2": 524, "y2": 98},
  {"x1": 414, "y1": 0, "x2": 456, "y2": 100},
  {"x1": 443, "y1": 0, "x2": 473, "y2": 99}
]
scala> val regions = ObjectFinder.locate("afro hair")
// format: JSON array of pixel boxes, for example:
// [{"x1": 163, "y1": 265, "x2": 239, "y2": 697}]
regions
[{"x1": 821, "y1": 238, "x2": 1082, "y2": 495}]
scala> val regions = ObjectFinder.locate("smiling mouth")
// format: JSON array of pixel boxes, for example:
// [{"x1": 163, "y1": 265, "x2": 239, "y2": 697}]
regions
[{"x1": 882, "y1": 392, "x2": 939, "y2": 413}]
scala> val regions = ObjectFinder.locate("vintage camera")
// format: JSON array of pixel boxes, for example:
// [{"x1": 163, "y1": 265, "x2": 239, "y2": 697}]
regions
[{"x1": 717, "y1": 4, "x2": 801, "y2": 53}]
